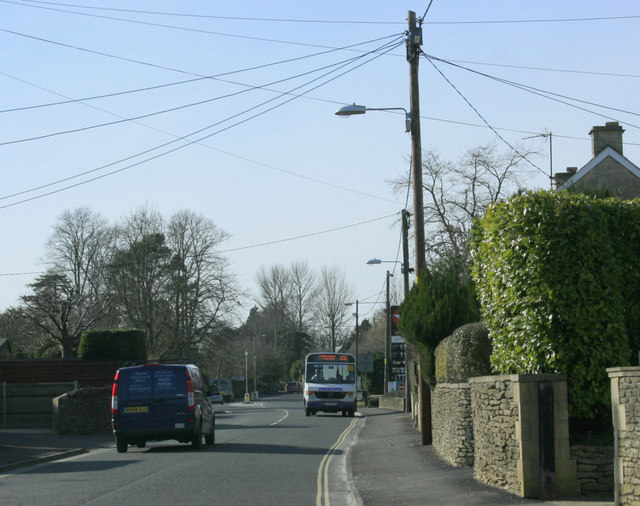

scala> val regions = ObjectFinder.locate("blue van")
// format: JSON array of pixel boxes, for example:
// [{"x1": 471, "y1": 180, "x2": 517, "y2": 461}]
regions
[{"x1": 111, "y1": 363, "x2": 215, "y2": 453}]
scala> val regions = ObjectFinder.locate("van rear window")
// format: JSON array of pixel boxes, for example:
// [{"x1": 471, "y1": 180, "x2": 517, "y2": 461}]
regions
[{"x1": 119, "y1": 366, "x2": 186, "y2": 400}]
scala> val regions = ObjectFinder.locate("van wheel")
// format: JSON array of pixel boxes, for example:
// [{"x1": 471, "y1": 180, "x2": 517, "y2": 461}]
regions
[
  {"x1": 191, "y1": 425, "x2": 203, "y2": 449},
  {"x1": 116, "y1": 437, "x2": 128, "y2": 453},
  {"x1": 205, "y1": 420, "x2": 215, "y2": 445}
]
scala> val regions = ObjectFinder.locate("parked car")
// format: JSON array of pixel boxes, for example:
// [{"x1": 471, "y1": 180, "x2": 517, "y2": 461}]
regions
[
  {"x1": 111, "y1": 363, "x2": 215, "y2": 453},
  {"x1": 285, "y1": 381, "x2": 302, "y2": 393},
  {"x1": 208, "y1": 387, "x2": 224, "y2": 405}
]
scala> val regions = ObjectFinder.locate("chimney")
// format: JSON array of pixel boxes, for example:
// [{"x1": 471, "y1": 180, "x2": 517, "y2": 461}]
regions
[
  {"x1": 553, "y1": 167, "x2": 577, "y2": 189},
  {"x1": 589, "y1": 121, "x2": 624, "y2": 157}
]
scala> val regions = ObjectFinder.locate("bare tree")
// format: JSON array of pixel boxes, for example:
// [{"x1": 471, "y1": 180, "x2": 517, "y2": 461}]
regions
[
  {"x1": 21, "y1": 208, "x2": 113, "y2": 357},
  {"x1": 256, "y1": 264, "x2": 291, "y2": 328},
  {"x1": 391, "y1": 144, "x2": 537, "y2": 264},
  {"x1": 109, "y1": 206, "x2": 239, "y2": 359},
  {"x1": 166, "y1": 209, "x2": 241, "y2": 355},
  {"x1": 314, "y1": 265, "x2": 354, "y2": 352},
  {"x1": 288, "y1": 261, "x2": 317, "y2": 333}
]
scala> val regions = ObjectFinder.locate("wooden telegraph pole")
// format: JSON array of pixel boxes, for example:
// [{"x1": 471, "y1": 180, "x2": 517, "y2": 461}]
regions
[{"x1": 407, "y1": 10, "x2": 431, "y2": 445}]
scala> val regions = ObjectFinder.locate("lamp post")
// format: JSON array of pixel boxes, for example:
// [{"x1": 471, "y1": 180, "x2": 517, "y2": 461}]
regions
[
  {"x1": 385, "y1": 271, "x2": 394, "y2": 394},
  {"x1": 367, "y1": 258, "x2": 412, "y2": 297},
  {"x1": 253, "y1": 354, "x2": 257, "y2": 396},
  {"x1": 368, "y1": 258, "x2": 410, "y2": 408},
  {"x1": 344, "y1": 300, "x2": 359, "y2": 389},
  {"x1": 244, "y1": 351, "x2": 249, "y2": 402}
]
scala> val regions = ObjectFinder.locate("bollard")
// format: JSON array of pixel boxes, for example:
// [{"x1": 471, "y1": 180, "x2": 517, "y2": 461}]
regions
[{"x1": 244, "y1": 392, "x2": 250, "y2": 403}]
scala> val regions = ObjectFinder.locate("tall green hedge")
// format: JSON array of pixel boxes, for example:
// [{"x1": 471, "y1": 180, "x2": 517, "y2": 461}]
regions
[
  {"x1": 78, "y1": 329, "x2": 147, "y2": 361},
  {"x1": 470, "y1": 191, "x2": 640, "y2": 418},
  {"x1": 400, "y1": 263, "x2": 480, "y2": 384}
]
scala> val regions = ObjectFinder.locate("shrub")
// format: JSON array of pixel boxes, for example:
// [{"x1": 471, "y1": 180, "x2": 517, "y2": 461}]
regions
[
  {"x1": 400, "y1": 263, "x2": 480, "y2": 384},
  {"x1": 78, "y1": 329, "x2": 147, "y2": 361},
  {"x1": 435, "y1": 322, "x2": 491, "y2": 384}
]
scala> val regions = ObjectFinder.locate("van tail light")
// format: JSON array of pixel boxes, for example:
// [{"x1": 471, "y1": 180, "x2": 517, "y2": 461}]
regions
[
  {"x1": 111, "y1": 371, "x2": 119, "y2": 415},
  {"x1": 185, "y1": 370, "x2": 195, "y2": 412}
]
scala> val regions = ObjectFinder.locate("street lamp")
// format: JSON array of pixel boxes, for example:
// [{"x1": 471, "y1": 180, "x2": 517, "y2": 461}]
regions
[
  {"x1": 344, "y1": 300, "x2": 359, "y2": 390},
  {"x1": 367, "y1": 258, "x2": 412, "y2": 298},
  {"x1": 253, "y1": 354, "x2": 257, "y2": 397},
  {"x1": 244, "y1": 351, "x2": 249, "y2": 402},
  {"x1": 335, "y1": 104, "x2": 411, "y2": 133}
]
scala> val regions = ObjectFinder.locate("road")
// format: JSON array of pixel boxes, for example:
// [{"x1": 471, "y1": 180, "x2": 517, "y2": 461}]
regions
[{"x1": 0, "y1": 394, "x2": 361, "y2": 505}]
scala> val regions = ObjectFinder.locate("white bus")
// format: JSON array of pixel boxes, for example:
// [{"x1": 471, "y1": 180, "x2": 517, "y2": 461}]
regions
[{"x1": 303, "y1": 352, "x2": 356, "y2": 417}]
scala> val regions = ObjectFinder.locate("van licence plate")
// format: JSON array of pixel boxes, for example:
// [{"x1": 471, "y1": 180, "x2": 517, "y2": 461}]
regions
[
  {"x1": 324, "y1": 402, "x2": 337, "y2": 406},
  {"x1": 124, "y1": 406, "x2": 149, "y2": 413}
]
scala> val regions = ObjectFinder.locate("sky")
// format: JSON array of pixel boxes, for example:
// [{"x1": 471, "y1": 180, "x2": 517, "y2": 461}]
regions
[{"x1": 1, "y1": 1, "x2": 639, "y2": 324}]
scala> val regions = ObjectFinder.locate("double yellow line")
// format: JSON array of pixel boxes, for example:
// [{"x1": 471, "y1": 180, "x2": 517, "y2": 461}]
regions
[{"x1": 316, "y1": 417, "x2": 359, "y2": 506}]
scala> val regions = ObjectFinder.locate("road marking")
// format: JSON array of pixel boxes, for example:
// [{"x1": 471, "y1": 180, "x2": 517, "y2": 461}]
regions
[
  {"x1": 270, "y1": 410, "x2": 289, "y2": 426},
  {"x1": 316, "y1": 417, "x2": 359, "y2": 506}
]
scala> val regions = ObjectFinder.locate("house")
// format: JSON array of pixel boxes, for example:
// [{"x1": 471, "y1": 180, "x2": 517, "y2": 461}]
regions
[{"x1": 554, "y1": 122, "x2": 640, "y2": 199}]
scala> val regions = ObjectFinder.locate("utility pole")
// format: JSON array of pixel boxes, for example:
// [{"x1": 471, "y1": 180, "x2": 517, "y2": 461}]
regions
[
  {"x1": 385, "y1": 270, "x2": 393, "y2": 394},
  {"x1": 408, "y1": 11, "x2": 425, "y2": 280},
  {"x1": 407, "y1": 10, "x2": 431, "y2": 445},
  {"x1": 354, "y1": 300, "x2": 359, "y2": 390},
  {"x1": 401, "y1": 209, "x2": 411, "y2": 298}
]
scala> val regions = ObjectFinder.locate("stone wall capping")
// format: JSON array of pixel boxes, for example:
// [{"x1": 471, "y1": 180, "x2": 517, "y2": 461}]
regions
[{"x1": 469, "y1": 373, "x2": 567, "y2": 384}]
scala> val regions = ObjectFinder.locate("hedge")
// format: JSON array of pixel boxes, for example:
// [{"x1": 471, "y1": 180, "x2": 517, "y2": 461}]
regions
[
  {"x1": 470, "y1": 190, "x2": 640, "y2": 418},
  {"x1": 78, "y1": 329, "x2": 147, "y2": 361}
]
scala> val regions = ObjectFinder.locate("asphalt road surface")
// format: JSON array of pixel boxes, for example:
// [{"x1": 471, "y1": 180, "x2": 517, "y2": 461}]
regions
[{"x1": 0, "y1": 394, "x2": 360, "y2": 505}]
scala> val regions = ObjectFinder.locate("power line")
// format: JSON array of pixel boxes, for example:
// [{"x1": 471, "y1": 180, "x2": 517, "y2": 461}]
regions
[
  {"x1": 0, "y1": 213, "x2": 400, "y2": 278},
  {"x1": 12, "y1": 1, "x2": 640, "y2": 25},
  {"x1": 0, "y1": 33, "x2": 403, "y2": 114},
  {"x1": 12, "y1": 0, "x2": 404, "y2": 25},
  {"x1": 0, "y1": 41, "x2": 404, "y2": 146},
  {"x1": 0, "y1": 271, "x2": 43, "y2": 277},
  {"x1": 2, "y1": 1, "x2": 401, "y2": 49},
  {"x1": 425, "y1": 53, "x2": 640, "y2": 130},
  {"x1": 443, "y1": 58, "x2": 640, "y2": 79},
  {"x1": 424, "y1": 54, "x2": 547, "y2": 177},
  {"x1": 220, "y1": 214, "x2": 400, "y2": 252},
  {"x1": 422, "y1": 15, "x2": 640, "y2": 25},
  {"x1": 0, "y1": 38, "x2": 405, "y2": 208}
]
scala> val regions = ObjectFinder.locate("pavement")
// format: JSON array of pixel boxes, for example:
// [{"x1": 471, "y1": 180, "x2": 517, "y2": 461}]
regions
[
  {"x1": 349, "y1": 408, "x2": 613, "y2": 506},
  {"x1": 0, "y1": 407, "x2": 614, "y2": 505}
]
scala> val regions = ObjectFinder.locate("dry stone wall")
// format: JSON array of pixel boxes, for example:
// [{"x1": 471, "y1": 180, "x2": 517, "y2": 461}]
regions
[
  {"x1": 53, "y1": 386, "x2": 111, "y2": 434},
  {"x1": 571, "y1": 445, "x2": 614, "y2": 497},
  {"x1": 608, "y1": 366, "x2": 640, "y2": 505},
  {"x1": 470, "y1": 376, "x2": 521, "y2": 494},
  {"x1": 432, "y1": 383, "x2": 473, "y2": 467}
]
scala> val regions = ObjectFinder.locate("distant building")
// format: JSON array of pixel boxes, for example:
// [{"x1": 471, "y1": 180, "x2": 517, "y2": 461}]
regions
[{"x1": 554, "y1": 122, "x2": 640, "y2": 199}]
